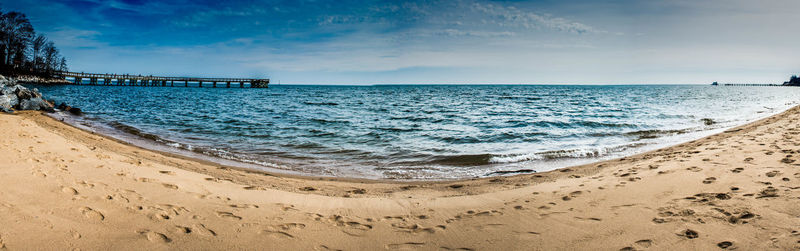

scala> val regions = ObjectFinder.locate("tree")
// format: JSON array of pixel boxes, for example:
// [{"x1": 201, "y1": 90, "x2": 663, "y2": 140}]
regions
[
  {"x1": 30, "y1": 34, "x2": 45, "y2": 70},
  {"x1": 0, "y1": 11, "x2": 34, "y2": 68},
  {"x1": 43, "y1": 41, "x2": 61, "y2": 73},
  {"x1": 59, "y1": 56, "x2": 67, "y2": 72},
  {"x1": 0, "y1": 9, "x2": 67, "y2": 76}
]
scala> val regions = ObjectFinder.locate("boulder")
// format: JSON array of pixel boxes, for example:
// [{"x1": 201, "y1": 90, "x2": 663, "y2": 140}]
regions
[
  {"x1": 15, "y1": 86, "x2": 33, "y2": 100},
  {"x1": 0, "y1": 94, "x2": 15, "y2": 113},
  {"x1": 0, "y1": 84, "x2": 12, "y2": 95},
  {"x1": 68, "y1": 107, "x2": 83, "y2": 116},
  {"x1": 31, "y1": 88, "x2": 43, "y2": 99},
  {"x1": 17, "y1": 97, "x2": 51, "y2": 111},
  {"x1": 1, "y1": 92, "x2": 19, "y2": 108}
]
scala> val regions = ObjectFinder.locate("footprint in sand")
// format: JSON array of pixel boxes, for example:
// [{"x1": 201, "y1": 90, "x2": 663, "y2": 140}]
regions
[
  {"x1": 321, "y1": 215, "x2": 372, "y2": 236},
  {"x1": 215, "y1": 211, "x2": 242, "y2": 220},
  {"x1": 678, "y1": 229, "x2": 699, "y2": 239},
  {"x1": 159, "y1": 171, "x2": 175, "y2": 175},
  {"x1": 702, "y1": 177, "x2": 717, "y2": 184},
  {"x1": 439, "y1": 247, "x2": 475, "y2": 251},
  {"x1": 161, "y1": 183, "x2": 179, "y2": 190},
  {"x1": 259, "y1": 229, "x2": 294, "y2": 239},
  {"x1": 138, "y1": 230, "x2": 171, "y2": 243},
  {"x1": 69, "y1": 230, "x2": 81, "y2": 239},
  {"x1": 474, "y1": 223, "x2": 505, "y2": 231},
  {"x1": 79, "y1": 207, "x2": 105, "y2": 221},
  {"x1": 391, "y1": 222, "x2": 436, "y2": 234},
  {"x1": 756, "y1": 187, "x2": 779, "y2": 198},
  {"x1": 192, "y1": 224, "x2": 217, "y2": 236},
  {"x1": 173, "y1": 226, "x2": 192, "y2": 234},
  {"x1": 314, "y1": 245, "x2": 344, "y2": 251},
  {"x1": 634, "y1": 239, "x2": 653, "y2": 248},
  {"x1": 260, "y1": 223, "x2": 306, "y2": 239},
  {"x1": 385, "y1": 242, "x2": 426, "y2": 250},
  {"x1": 717, "y1": 241, "x2": 733, "y2": 249},
  {"x1": 299, "y1": 186, "x2": 317, "y2": 191},
  {"x1": 229, "y1": 204, "x2": 259, "y2": 209},
  {"x1": 765, "y1": 171, "x2": 781, "y2": 177},
  {"x1": 562, "y1": 191, "x2": 583, "y2": 201},
  {"x1": 32, "y1": 170, "x2": 47, "y2": 178},
  {"x1": 687, "y1": 166, "x2": 703, "y2": 172},
  {"x1": 275, "y1": 223, "x2": 306, "y2": 231},
  {"x1": 61, "y1": 187, "x2": 78, "y2": 195}
]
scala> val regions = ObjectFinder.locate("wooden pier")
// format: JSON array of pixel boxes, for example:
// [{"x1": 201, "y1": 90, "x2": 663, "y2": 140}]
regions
[
  {"x1": 54, "y1": 71, "x2": 269, "y2": 88},
  {"x1": 722, "y1": 83, "x2": 781, "y2": 87}
]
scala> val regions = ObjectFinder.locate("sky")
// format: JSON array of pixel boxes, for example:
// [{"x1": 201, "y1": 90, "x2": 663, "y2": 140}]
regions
[{"x1": 2, "y1": 0, "x2": 799, "y2": 84}]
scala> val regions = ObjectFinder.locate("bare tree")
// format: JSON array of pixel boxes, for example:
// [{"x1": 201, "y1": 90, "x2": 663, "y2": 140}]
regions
[
  {"x1": 31, "y1": 34, "x2": 45, "y2": 71},
  {"x1": 0, "y1": 9, "x2": 68, "y2": 76},
  {"x1": 0, "y1": 11, "x2": 34, "y2": 68},
  {"x1": 59, "y1": 56, "x2": 67, "y2": 72},
  {"x1": 43, "y1": 41, "x2": 58, "y2": 73}
]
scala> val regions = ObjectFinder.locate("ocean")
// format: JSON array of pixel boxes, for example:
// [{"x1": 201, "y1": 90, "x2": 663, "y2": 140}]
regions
[{"x1": 31, "y1": 84, "x2": 800, "y2": 180}]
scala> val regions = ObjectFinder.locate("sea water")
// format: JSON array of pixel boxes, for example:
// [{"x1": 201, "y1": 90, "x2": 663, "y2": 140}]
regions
[{"x1": 32, "y1": 84, "x2": 800, "y2": 179}]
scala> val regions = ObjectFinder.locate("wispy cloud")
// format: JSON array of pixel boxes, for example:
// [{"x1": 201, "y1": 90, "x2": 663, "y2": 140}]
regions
[
  {"x1": 13, "y1": 0, "x2": 798, "y2": 84},
  {"x1": 471, "y1": 2, "x2": 601, "y2": 34}
]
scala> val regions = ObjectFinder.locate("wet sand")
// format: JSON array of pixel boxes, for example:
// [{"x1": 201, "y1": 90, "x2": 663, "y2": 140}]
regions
[{"x1": 0, "y1": 108, "x2": 799, "y2": 250}]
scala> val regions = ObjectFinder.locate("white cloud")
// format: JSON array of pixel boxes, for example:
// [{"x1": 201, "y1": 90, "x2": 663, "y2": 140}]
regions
[{"x1": 471, "y1": 2, "x2": 601, "y2": 34}]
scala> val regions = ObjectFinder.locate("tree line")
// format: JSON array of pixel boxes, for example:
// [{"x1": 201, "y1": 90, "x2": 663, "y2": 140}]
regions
[{"x1": 0, "y1": 9, "x2": 67, "y2": 76}]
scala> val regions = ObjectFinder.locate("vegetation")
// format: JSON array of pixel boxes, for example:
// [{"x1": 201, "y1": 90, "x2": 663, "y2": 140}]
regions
[{"x1": 0, "y1": 8, "x2": 67, "y2": 76}]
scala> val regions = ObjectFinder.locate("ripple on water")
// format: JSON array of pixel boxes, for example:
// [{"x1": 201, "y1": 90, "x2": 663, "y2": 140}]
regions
[{"x1": 32, "y1": 84, "x2": 800, "y2": 179}]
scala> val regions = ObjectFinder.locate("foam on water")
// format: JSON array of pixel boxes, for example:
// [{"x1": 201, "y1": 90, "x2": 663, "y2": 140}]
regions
[{"x1": 32, "y1": 84, "x2": 800, "y2": 180}]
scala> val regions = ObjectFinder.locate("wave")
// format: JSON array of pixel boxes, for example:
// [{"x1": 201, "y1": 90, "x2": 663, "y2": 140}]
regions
[
  {"x1": 624, "y1": 129, "x2": 688, "y2": 140},
  {"x1": 489, "y1": 143, "x2": 647, "y2": 164},
  {"x1": 427, "y1": 154, "x2": 495, "y2": 166},
  {"x1": 107, "y1": 121, "x2": 167, "y2": 142},
  {"x1": 303, "y1": 101, "x2": 338, "y2": 106},
  {"x1": 105, "y1": 120, "x2": 291, "y2": 171},
  {"x1": 529, "y1": 120, "x2": 637, "y2": 129}
]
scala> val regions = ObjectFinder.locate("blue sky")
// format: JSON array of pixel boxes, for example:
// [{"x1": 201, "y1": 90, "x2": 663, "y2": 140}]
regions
[{"x1": 2, "y1": 0, "x2": 799, "y2": 84}]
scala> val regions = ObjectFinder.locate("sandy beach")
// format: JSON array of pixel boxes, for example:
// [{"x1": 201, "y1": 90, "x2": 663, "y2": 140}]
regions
[{"x1": 0, "y1": 107, "x2": 799, "y2": 250}]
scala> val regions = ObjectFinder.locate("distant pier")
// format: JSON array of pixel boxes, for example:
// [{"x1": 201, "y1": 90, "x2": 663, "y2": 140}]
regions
[
  {"x1": 54, "y1": 71, "x2": 269, "y2": 88},
  {"x1": 712, "y1": 81, "x2": 783, "y2": 87},
  {"x1": 721, "y1": 83, "x2": 781, "y2": 86}
]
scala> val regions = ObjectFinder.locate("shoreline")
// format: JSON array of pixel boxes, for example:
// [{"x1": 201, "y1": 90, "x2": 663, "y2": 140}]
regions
[
  {"x1": 25, "y1": 101, "x2": 800, "y2": 189},
  {"x1": 41, "y1": 98, "x2": 795, "y2": 182},
  {"x1": 0, "y1": 105, "x2": 799, "y2": 249}
]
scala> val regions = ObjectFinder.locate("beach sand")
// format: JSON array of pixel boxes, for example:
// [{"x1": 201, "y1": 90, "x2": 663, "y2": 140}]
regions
[{"x1": 0, "y1": 108, "x2": 799, "y2": 250}]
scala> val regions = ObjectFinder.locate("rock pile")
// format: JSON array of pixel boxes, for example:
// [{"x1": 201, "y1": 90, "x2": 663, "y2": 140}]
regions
[
  {"x1": 13, "y1": 75, "x2": 71, "y2": 85},
  {"x1": 0, "y1": 75, "x2": 55, "y2": 113}
]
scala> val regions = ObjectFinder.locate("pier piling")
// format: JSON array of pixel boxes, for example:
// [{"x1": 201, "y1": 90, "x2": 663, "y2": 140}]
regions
[{"x1": 55, "y1": 71, "x2": 269, "y2": 88}]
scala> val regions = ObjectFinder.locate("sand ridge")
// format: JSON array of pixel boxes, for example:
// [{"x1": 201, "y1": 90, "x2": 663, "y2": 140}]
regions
[{"x1": 0, "y1": 108, "x2": 799, "y2": 250}]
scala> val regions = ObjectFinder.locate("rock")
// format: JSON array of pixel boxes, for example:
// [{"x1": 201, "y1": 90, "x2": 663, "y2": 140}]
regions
[
  {"x1": 0, "y1": 92, "x2": 18, "y2": 109},
  {"x1": 0, "y1": 95, "x2": 13, "y2": 113},
  {"x1": 31, "y1": 88, "x2": 43, "y2": 99},
  {"x1": 17, "y1": 97, "x2": 51, "y2": 111},
  {"x1": 14, "y1": 85, "x2": 33, "y2": 100},
  {"x1": 1, "y1": 85, "x2": 13, "y2": 95},
  {"x1": 68, "y1": 107, "x2": 83, "y2": 116}
]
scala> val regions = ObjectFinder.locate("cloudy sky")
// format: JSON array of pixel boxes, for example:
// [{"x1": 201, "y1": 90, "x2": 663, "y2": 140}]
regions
[{"x1": 2, "y1": 0, "x2": 799, "y2": 84}]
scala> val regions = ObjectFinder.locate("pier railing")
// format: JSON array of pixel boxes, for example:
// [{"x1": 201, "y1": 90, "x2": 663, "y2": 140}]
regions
[{"x1": 54, "y1": 71, "x2": 269, "y2": 88}]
